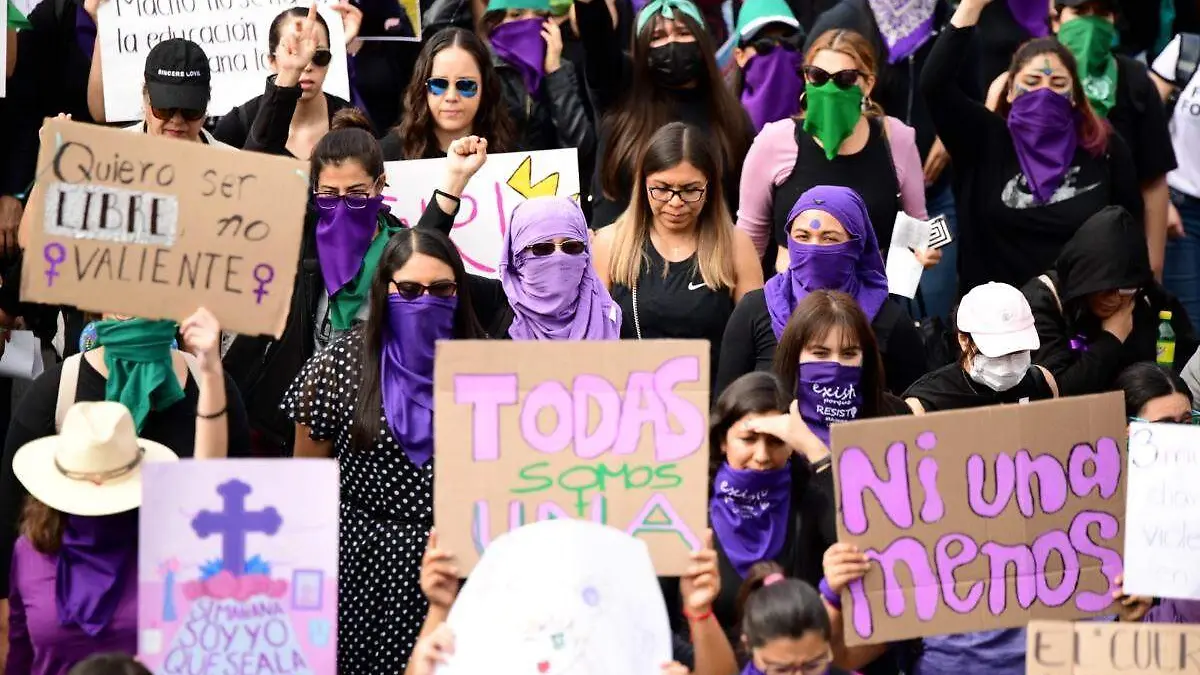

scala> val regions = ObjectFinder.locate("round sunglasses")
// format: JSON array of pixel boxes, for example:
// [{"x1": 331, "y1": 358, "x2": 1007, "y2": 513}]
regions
[
  {"x1": 311, "y1": 49, "x2": 333, "y2": 67},
  {"x1": 802, "y1": 65, "x2": 865, "y2": 89},
  {"x1": 150, "y1": 106, "x2": 205, "y2": 122},
  {"x1": 390, "y1": 280, "x2": 458, "y2": 300},
  {"x1": 426, "y1": 77, "x2": 480, "y2": 98},
  {"x1": 524, "y1": 240, "x2": 586, "y2": 257}
]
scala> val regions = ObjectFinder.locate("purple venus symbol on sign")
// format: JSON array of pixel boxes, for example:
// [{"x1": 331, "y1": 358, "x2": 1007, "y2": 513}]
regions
[
  {"x1": 43, "y1": 243, "x2": 66, "y2": 287},
  {"x1": 191, "y1": 479, "x2": 282, "y2": 575},
  {"x1": 252, "y1": 263, "x2": 275, "y2": 305}
]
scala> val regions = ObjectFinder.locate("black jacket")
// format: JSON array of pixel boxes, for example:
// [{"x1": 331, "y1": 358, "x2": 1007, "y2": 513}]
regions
[
  {"x1": 493, "y1": 52, "x2": 596, "y2": 166},
  {"x1": 214, "y1": 77, "x2": 356, "y2": 154},
  {"x1": 1021, "y1": 206, "x2": 1198, "y2": 396}
]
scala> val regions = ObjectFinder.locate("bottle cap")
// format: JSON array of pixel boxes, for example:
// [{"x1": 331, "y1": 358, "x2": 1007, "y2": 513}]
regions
[{"x1": 1160, "y1": 310, "x2": 1173, "y2": 321}]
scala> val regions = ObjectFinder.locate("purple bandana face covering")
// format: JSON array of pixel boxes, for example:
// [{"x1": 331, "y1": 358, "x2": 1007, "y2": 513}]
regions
[
  {"x1": 499, "y1": 197, "x2": 621, "y2": 340},
  {"x1": 1006, "y1": 87, "x2": 1078, "y2": 204},
  {"x1": 866, "y1": 0, "x2": 937, "y2": 63},
  {"x1": 710, "y1": 463, "x2": 792, "y2": 578},
  {"x1": 490, "y1": 18, "x2": 549, "y2": 95},
  {"x1": 382, "y1": 293, "x2": 457, "y2": 466},
  {"x1": 1008, "y1": 0, "x2": 1050, "y2": 38},
  {"x1": 57, "y1": 511, "x2": 138, "y2": 636},
  {"x1": 796, "y1": 361, "x2": 863, "y2": 447},
  {"x1": 741, "y1": 49, "x2": 802, "y2": 132},
  {"x1": 315, "y1": 195, "x2": 384, "y2": 296}
]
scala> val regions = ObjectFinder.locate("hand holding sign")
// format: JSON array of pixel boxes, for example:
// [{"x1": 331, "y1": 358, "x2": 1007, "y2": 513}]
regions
[
  {"x1": 330, "y1": 2, "x2": 363, "y2": 46},
  {"x1": 680, "y1": 531, "x2": 718, "y2": 615},
  {"x1": 180, "y1": 307, "x2": 222, "y2": 376},
  {"x1": 822, "y1": 543, "x2": 870, "y2": 596},
  {"x1": 420, "y1": 530, "x2": 460, "y2": 610},
  {"x1": 410, "y1": 624, "x2": 456, "y2": 675},
  {"x1": 1110, "y1": 574, "x2": 1153, "y2": 623}
]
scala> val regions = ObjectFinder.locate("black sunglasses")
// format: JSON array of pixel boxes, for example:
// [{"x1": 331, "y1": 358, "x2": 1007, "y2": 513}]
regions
[
  {"x1": 742, "y1": 33, "x2": 802, "y2": 55},
  {"x1": 524, "y1": 240, "x2": 587, "y2": 257},
  {"x1": 312, "y1": 49, "x2": 333, "y2": 67},
  {"x1": 391, "y1": 280, "x2": 458, "y2": 300},
  {"x1": 802, "y1": 65, "x2": 864, "y2": 89},
  {"x1": 426, "y1": 77, "x2": 480, "y2": 98},
  {"x1": 151, "y1": 106, "x2": 206, "y2": 122}
]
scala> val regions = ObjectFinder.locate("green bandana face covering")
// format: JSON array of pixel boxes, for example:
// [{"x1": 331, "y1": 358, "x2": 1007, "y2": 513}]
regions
[
  {"x1": 1057, "y1": 16, "x2": 1118, "y2": 117},
  {"x1": 93, "y1": 318, "x2": 185, "y2": 432},
  {"x1": 327, "y1": 215, "x2": 403, "y2": 332},
  {"x1": 802, "y1": 82, "x2": 864, "y2": 160}
]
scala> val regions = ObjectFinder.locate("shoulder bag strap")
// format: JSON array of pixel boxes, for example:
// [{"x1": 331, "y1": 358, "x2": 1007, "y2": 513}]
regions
[
  {"x1": 55, "y1": 354, "x2": 82, "y2": 432},
  {"x1": 1176, "y1": 33, "x2": 1200, "y2": 87},
  {"x1": 1038, "y1": 274, "x2": 1063, "y2": 315}
]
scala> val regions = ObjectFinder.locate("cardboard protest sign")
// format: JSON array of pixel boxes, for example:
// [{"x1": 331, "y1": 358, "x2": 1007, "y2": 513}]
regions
[
  {"x1": 383, "y1": 149, "x2": 579, "y2": 279},
  {"x1": 97, "y1": 0, "x2": 349, "y2": 121},
  {"x1": 439, "y1": 520, "x2": 672, "y2": 675},
  {"x1": 20, "y1": 118, "x2": 306, "y2": 337},
  {"x1": 356, "y1": 0, "x2": 421, "y2": 40},
  {"x1": 830, "y1": 393, "x2": 1127, "y2": 645},
  {"x1": 138, "y1": 459, "x2": 339, "y2": 674},
  {"x1": 434, "y1": 340, "x2": 708, "y2": 576},
  {"x1": 1123, "y1": 422, "x2": 1200, "y2": 600},
  {"x1": 1027, "y1": 620, "x2": 1200, "y2": 675}
]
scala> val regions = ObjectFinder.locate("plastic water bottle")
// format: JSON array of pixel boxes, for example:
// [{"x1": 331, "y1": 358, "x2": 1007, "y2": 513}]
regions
[{"x1": 1157, "y1": 310, "x2": 1176, "y2": 368}]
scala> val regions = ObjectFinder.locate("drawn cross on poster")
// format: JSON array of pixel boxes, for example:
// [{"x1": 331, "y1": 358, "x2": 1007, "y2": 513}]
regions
[{"x1": 191, "y1": 479, "x2": 283, "y2": 575}]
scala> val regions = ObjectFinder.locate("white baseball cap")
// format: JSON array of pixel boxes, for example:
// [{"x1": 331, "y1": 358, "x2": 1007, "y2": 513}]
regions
[{"x1": 956, "y1": 282, "x2": 1041, "y2": 358}]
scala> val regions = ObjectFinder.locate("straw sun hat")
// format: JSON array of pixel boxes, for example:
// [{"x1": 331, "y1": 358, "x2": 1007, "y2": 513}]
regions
[{"x1": 13, "y1": 401, "x2": 178, "y2": 516}]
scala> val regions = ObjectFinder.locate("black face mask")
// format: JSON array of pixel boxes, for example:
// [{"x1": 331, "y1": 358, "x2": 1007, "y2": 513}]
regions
[{"x1": 647, "y1": 41, "x2": 704, "y2": 88}]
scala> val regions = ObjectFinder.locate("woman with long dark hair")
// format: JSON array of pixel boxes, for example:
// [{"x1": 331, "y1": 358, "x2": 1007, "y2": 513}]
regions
[
  {"x1": 575, "y1": 0, "x2": 755, "y2": 227},
  {"x1": 919, "y1": 0, "x2": 1143, "y2": 293},
  {"x1": 283, "y1": 228, "x2": 486, "y2": 672},
  {"x1": 380, "y1": 28, "x2": 517, "y2": 160}
]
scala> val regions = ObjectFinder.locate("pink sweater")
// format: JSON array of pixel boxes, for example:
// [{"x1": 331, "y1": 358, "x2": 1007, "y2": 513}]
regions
[{"x1": 736, "y1": 116, "x2": 929, "y2": 257}]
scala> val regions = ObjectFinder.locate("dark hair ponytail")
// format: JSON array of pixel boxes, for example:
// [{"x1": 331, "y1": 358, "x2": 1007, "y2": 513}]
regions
[
  {"x1": 737, "y1": 562, "x2": 831, "y2": 652},
  {"x1": 68, "y1": 653, "x2": 153, "y2": 675},
  {"x1": 309, "y1": 108, "x2": 383, "y2": 188}
]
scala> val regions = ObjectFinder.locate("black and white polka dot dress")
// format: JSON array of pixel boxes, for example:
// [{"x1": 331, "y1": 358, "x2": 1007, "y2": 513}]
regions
[{"x1": 282, "y1": 329, "x2": 431, "y2": 674}]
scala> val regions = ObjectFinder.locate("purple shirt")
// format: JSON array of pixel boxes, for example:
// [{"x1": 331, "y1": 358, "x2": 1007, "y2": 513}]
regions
[{"x1": 6, "y1": 537, "x2": 138, "y2": 675}]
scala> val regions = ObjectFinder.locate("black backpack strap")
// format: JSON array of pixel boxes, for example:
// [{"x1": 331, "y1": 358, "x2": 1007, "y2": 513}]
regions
[{"x1": 1175, "y1": 33, "x2": 1200, "y2": 87}]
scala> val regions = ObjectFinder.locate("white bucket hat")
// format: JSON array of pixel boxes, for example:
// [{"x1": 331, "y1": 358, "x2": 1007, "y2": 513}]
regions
[{"x1": 13, "y1": 401, "x2": 178, "y2": 516}]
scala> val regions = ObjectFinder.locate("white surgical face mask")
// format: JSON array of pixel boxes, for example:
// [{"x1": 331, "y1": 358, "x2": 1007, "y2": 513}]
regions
[{"x1": 968, "y1": 351, "x2": 1031, "y2": 392}]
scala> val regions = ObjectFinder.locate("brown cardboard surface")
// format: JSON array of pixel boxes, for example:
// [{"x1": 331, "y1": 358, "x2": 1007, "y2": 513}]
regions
[
  {"x1": 830, "y1": 393, "x2": 1127, "y2": 645},
  {"x1": 433, "y1": 340, "x2": 710, "y2": 576},
  {"x1": 1027, "y1": 620, "x2": 1200, "y2": 675},
  {"x1": 20, "y1": 118, "x2": 307, "y2": 337}
]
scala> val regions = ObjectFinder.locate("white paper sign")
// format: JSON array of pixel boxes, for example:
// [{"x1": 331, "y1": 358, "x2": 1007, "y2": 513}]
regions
[
  {"x1": 1123, "y1": 422, "x2": 1200, "y2": 600},
  {"x1": 383, "y1": 149, "x2": 580, "y2": 279},
  {"x1": 437, "y1": 520, "x2": 672, "y2": 675},
  {"x1": 97, "y1": 0, "x2": 350, "y2": 122},
  {"x1": 0, "y1": 331, "x2": 45, "y2": 380},
  {"x1": 885, "y1": 213, "x2": 953, "y2": 299}
]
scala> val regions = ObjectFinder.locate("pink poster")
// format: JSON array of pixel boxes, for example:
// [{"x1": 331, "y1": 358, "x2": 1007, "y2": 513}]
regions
[{"x1": 137, "y1": 459, "x2": 339, "y2": 674}]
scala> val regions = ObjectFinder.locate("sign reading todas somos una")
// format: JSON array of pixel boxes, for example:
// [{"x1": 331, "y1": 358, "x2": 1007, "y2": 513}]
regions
[
  {"x1": 433, "y1": 340, "x2": 710, "y2": 576},
  {"x1": 20, "y1": 118, "x2": 306, "y2": 337},
  {"x1": 137, "y1": 460, "x2": 339, "y2": 675},
  {"x1": 830, "y1": 393, "x2": 1127, "y2": 645}
]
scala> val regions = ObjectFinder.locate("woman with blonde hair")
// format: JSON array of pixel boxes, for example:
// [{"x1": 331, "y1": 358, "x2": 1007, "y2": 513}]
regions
[
  {"x1": 592, "y1": 121, "x2": 762, "y2": 383},
  {"x1": 736, "y1": 28, "x2": 930, "y2": 277}
]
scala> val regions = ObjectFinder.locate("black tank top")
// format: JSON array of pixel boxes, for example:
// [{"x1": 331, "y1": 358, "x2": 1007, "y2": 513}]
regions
[
  {"x1": 771, "y1": 117, "x2": 902, "y2": 254},
  {"x1": 610, "y1": 241, "x2": 735, "y2": 386}
]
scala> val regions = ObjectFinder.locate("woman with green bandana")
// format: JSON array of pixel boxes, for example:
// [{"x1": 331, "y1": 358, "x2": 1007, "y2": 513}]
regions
[
  {"x1": 736, "y1": 27, "x2": 932, "y2": 278},
  {"x1": 575, "y1": 0, "x2": 754, "y2": 228},
  {"x1": 985, "y1": 0, "x2": 1177, "y2": 282},
  {"x1": 0, "y1": 307, "x2": 249, "y2": 652}
]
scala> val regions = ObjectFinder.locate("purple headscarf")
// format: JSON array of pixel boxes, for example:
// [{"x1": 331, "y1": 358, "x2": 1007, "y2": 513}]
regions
[
  {"x1": 57, "y1": 511, "x2": 138, "y2": 636},
  {"x1": 763, "y1": 186, "x2": 890, "y2": 339},
  {"x1": 866, "y1": 0, "x2": 937, "y2": 64},
  {"x1": 1008, "y1": 0, "x2": 1050, "y2": 38},
  {"x1": 499, "y1": 196, "x2": 622, "y2": 340}
]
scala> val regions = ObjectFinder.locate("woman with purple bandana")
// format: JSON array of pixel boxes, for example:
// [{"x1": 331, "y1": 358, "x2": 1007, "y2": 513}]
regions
[
  {"x1": 284, "y1": 228, "x2": 487, "y2": 672},
  {"x1": 719, "y1": 186, "x2": 926, "y2": 398},
  {"x1": 475, "y1": 0, "x2": 595, "y2": 159},
  {"x1": 730, "y1": 0, "x2": 805, "y2": 133},
  {"x1": 919, "y1": 0, "x2": 1143, "y2": 293},
  {"x1": 735, "y1": 563, "x2": 860, "y2": 675},
  {"x1": 498, "y1": 196, "x2": 621, "y2": 340}
]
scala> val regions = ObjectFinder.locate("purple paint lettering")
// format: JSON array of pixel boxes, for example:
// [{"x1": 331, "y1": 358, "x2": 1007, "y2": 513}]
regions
[
  {"x1": 573, "y1": 374, "x2": 622, "y2": 459},
  {"x1": 847, "y1": 579, "x2": 873, "y2": 639},
  {"x1": 252, "y1": 263, "x2": 274, "y2": 304},
  {"x1": 1070, "y1": 510, "x2": 1122, "y2": 612},
  {"x1": 1068, "y1": 438, "x2": 1121, "y2": 499},
  {"x1": 981, "y1": 541, "x2": 1037, "y2": 613},
  {"x1": 1015, "y1": 450, "x2": 1068, "y2": 516},
  {"x1": 650, "y1": 356, "x2": 705, "y2": 461},
  {"x1": 452, "y1": 194, "x2": 479, "y2": 229},
  {"x1": 967, "y1": 453, "x2": 1015, "y2": 517},
  {"x1": 915, "y1": 432, "x2": 944, "y2": 523},
  {"x1": 191, "y1": 480, "x2": 282, "y2": 575},
  {"x1": 839, "y1": 442, "x2": 915, "y2": 536},
  {"x1": 935, "y1": 534, "x2": 982, "y2": 613},
  {"x1": 520, "y1": 381, "x2": 573, "y2": 454},
  {"x1": 44, "y1": 243, "x2": 66, "y2": 287},
  {"x1": 471, "y1": 499, "x2": 527, "y2": 553},
  {"x1": 1032, "y1": 529, "x2": 1080, "y2": 607},
  {"x1": 457, "y1": 374, "x2": 519, "y2": 462},
  {"x1": 625, "y1": 493, "x2": 701, "y2": 551},
  {"x1": 865, "y1": 536, "x2": 938, "y2": 621}
]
